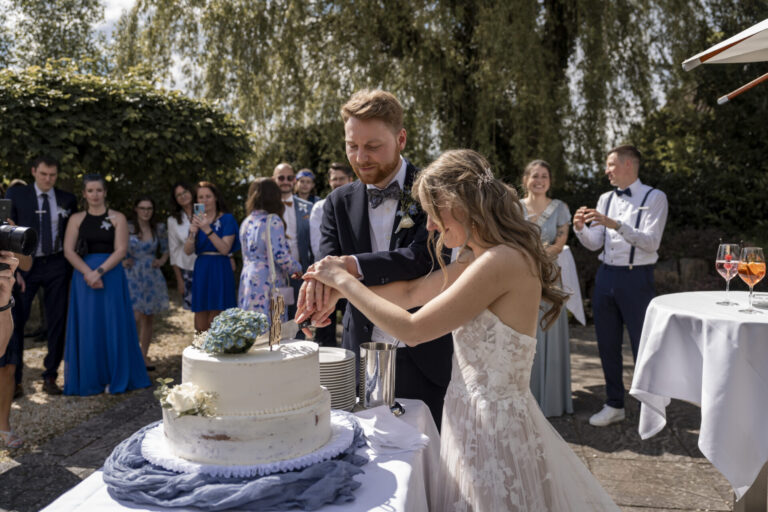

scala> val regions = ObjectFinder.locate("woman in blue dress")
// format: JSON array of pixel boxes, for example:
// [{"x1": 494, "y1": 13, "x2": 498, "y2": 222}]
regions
[
  {"x1": 239, "y1": 178, "x2": 302, "y2": 325},
  {"x1": 520, "y1": 160, "x2": 573, "y2": 417},
  {"x1": 183, "y1": 181, "x2": 239, "y2": 332},
  {"x1": 124, "y1": 197, "x2": 169, "y2": 370},
  {"x1": 62, "y1": 175, "x2": 149, "y2": 396}
]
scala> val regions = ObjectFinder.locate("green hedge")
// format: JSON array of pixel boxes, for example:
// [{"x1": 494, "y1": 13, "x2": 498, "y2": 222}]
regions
[{"x1": 0, "y1": 62, "x2": 254, "y2": 215}]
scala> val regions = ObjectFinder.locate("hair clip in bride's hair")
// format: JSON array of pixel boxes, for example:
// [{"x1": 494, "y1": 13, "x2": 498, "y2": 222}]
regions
[{"x1": 479, "y1": 168, "x2": 494, "y2": 184}]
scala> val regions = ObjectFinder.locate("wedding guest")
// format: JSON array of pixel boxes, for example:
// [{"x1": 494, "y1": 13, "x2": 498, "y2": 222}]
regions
[
  {"x1": 184, "y1": 181, "x2": 239, "y2": 332},
  {"x1": 309, "y1": 162, "x2": 354, "y2": 346},
  {"x1": 574, "y1": 145, "x2": 668, "y2": 426},
  {"x1": 294, "y1": 169, "x2": 321, "y2": 203},
  {"x1": 0, "y1": 251, "x2": 21, "y2": 448},
  {"x1": 62, "y1": 175, "x2": 149, "y2": 396},
  {"x1": 299, "y1": 149, "x2": 618, "y2": 510},
  {"x1": 301, "y1": 89, "x2": 453, "y2": 427},
  {"x1": 272, "y1": 163, "x2": 313, "y2": 319},
  {"x1": 238, "y1": 178, "x2": 302, "y2": 325},
  {"x1": 167, "y1": 182, "x2": 197, "y2": 310},
  {"x1": 6, "y1": 155, "x2": 77, "y2": 395},
  {"x1": 520, "y1": 159, "x2": 573, "y2": 417},
  {"x1": 124, "y1": 197, "x2": 169, "y2": 370}
]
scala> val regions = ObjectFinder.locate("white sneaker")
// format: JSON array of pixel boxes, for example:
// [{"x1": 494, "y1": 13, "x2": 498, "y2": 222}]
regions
[{"x1": 589, "y1": 405, "x2": 625, "y2": 427}]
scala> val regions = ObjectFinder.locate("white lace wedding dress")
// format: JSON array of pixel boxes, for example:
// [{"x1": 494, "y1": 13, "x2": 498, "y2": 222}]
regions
[{"x1": 437, "y1": 309, "x2": 620, "y2": 511}]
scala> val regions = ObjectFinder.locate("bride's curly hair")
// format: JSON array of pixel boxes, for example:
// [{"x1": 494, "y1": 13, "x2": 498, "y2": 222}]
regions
[{"x1": 413, "y1": 149, "x2": 568, "y2": 329}]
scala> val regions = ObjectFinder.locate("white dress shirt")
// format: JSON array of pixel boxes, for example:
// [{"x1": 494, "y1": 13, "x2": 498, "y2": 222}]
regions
[
  {"x1": 34, "y1": 183, "x2": 59, "y2": 256},
  {"x1": 357, "y1": 158, "x2": 407, "y2": 345},
  {"x1": 167, "y1": 213, "x2": 197, "y2": 271},
  {"x1": 309, "y1": 198, "x2": 326, "y2": 259},
  {"x1": 282, "y1": 198, "x2": 300, "y2": 263},
  {"x1": 574, "y1": 178, "x2": 668, "y2": 266}
]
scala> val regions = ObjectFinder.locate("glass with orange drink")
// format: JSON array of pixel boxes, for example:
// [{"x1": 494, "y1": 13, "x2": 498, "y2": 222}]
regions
[{"x1": 737, "y1": 247, "x2": 766, "y2": 314}]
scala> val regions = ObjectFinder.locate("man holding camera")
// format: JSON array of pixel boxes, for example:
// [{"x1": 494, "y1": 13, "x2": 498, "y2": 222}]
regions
[
  {"x1": 0, "y1": 251, "x2": 20, "y2": 447},
  {"x1": 5, "y1": 156, "x2": 77, "y2": 395}
]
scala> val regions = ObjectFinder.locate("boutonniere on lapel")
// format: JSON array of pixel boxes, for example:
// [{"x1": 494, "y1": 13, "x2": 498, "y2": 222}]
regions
[
  {"x1": 59, "y1": 208, "x2": 71, "y2": 219},
  {"x1": 395, "y1": 186, "x2": 418, "y2": 234},
  {"x1": 298, "y1": 202, "x2": 310, "y2": 218}
]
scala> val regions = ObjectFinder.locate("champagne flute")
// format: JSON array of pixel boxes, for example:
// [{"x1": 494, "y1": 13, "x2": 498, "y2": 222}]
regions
[
  {"x1": 737, "y1": 247, "x2": 766, "y2": 314},
  {"x1": 715, "y1": 243, "x2": 740, "y2": 305}
]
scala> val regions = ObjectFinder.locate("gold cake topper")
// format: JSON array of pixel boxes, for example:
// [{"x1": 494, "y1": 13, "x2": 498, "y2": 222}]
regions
[{"x1": 269, "y1": 293, "x2": 285, "y2": 350}]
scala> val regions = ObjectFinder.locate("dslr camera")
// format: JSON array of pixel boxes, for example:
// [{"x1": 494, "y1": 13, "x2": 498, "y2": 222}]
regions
[{"x1": 0, "y1": 198, "x2": 38, "y2": 270}]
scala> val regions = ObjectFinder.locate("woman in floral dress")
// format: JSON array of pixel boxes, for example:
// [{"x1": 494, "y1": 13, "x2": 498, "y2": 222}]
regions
[
  {"x1": 124, "y1": 197, "x2": 169, "y2": 370},
  {"x1": 238, "y1": 178, "x2": 301, "y2": 325}
]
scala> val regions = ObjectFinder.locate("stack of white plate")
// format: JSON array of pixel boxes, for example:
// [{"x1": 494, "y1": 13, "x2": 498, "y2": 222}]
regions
[{"x1": 318, "y1": 347, "x2": 356, "y2": 411}]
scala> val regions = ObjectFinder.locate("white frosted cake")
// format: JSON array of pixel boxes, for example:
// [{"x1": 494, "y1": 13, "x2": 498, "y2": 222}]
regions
[{"x1": 162, "y1": 340, "x2": 331, "y2": 465}]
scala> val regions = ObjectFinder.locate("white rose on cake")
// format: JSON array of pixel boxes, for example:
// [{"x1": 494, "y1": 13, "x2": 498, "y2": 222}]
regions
[
  {"x1": 155, "y1": 378, "x2": 216, "y2": 417},
  {"x1": 166, "y1": 383, "x2": 202, "y2": 415}
]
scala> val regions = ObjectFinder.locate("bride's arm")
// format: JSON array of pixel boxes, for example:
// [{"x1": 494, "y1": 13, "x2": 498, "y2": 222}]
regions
[
  {"x1": 296, "y1": 252, "x2": 473, "y2": 325},
  {"x1": 368, "y1": 252, "x2": 473, "y2": 309},
  {"x1": 307, "y1": 248, "x2": 525, "y2": 345}
]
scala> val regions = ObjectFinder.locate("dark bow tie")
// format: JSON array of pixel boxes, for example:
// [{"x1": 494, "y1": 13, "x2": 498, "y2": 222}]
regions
[
  {"x1": 368, "y1": 181, "x2": 401, "y2": 209},
  {"x1": 615, "y1": 187, "x2": 632, "y2": 197},
  {"x1": 283, "y1": 200, "x2": 293, "y2": 207}
]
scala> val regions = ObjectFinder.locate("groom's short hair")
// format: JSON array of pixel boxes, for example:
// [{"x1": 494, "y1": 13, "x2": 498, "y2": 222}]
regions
[{"x1": 341, "y1": 89, "x2": 404, "y2": 133}]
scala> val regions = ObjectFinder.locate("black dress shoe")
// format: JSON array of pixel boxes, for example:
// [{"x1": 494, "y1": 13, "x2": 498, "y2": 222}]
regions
[
  {"x1": 12, "y1": 384, "x2": 23, "y2": 400},
  {"x1": 42, "y1": 378, "x2": 63, "y2": 395},
  {"x1": 145, "y1": 365, "x2": 156, "y2": 372}
]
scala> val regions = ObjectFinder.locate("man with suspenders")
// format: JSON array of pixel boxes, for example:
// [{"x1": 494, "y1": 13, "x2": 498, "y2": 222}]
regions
[{"x1": 573, "y1": 145, "x2": 668, "y2": 426}]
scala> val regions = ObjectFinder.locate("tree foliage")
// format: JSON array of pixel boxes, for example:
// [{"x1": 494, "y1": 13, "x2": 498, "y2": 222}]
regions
[
  {"x1": 0, "y1": 62, "x2": 254, "y2": 214},
  {"x1": 113, "y1": 0, "x2": 676, "y2": 188},
  {"x1": 3, "y1": 0, "x2": 109, "y2": 73}
]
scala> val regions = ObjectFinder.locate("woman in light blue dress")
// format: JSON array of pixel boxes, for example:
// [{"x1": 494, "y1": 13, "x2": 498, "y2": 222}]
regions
[
  {"x1": 124, "y1": 197, "x2": 169, "y2": 370},
  {"x1": 521, "y1": 160, "x2": 573, "y2": 417},
  {"x1": 239, "y1": 178, "x2": 302, "y2": 325}
]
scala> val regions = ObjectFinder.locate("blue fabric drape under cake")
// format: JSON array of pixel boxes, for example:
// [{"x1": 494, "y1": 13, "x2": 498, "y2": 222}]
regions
[{"x1": 102, "y1": 420, "x2": 368, "y2": 511}]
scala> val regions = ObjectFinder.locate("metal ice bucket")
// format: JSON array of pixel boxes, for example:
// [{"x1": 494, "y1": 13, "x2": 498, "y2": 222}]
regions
[{"x1": 359, "y1": 342, "x2": 397, "y2": 408}]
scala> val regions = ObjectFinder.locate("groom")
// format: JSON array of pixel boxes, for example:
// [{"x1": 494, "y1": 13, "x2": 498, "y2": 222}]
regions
[{"x1": 306, "y1": 89, "x2": 453, "y2": 428}]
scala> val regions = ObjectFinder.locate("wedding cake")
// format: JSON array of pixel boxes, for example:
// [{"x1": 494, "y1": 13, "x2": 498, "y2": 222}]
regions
[{"x1": 161, "y1": 340, "x2": 332, "y2": 465}]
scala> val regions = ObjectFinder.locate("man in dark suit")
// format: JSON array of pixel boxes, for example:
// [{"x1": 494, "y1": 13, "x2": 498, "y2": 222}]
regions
[
  {"x1": 307, "y1": 89, "x2": 453, "y2": 428},
  {"x1": 6, "y1": 155, "x2": 78, "y2": 395}
]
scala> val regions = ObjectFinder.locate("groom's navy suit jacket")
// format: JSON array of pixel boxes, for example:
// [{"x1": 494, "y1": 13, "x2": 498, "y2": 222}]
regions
[{"x1": 318, "y1": 161, "x2": 453, "y2": 392}]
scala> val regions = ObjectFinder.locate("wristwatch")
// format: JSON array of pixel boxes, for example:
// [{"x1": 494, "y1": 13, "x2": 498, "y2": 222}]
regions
[
  {"x1": 96, "y1": 267, "x2": 105, "y2": 275},
  {"x1": 614, "y1": 220, "x2": 622, "y2": 231},
  {"x1": 0, "y1": 295, "x2": 14, "y2": 312}
]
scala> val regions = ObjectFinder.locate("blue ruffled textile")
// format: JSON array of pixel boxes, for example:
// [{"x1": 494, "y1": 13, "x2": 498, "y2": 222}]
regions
[{"x1": 103, "y1": 420, "x2": 368, "y2": 511}]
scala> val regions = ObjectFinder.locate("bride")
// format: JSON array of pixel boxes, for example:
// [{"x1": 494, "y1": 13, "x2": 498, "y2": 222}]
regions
[{"x1": 297, "y1": 149, "x2": 619, "y2": 511}]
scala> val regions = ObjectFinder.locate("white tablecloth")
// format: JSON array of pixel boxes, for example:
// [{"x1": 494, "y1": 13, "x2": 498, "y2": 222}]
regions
[
  {"x1": 629, "y1": 291, "x2": 768, "y2": 499},
  {"x1": 43, "y1": 398, "x2": 440, "y2": 512},
  {"x1": 557, "y1": 245, "x2": 586, "y2": 325}
]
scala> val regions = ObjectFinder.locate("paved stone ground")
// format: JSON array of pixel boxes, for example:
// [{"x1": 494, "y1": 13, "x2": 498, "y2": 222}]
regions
[{"x1": 0, "y1": 323, "x2": 738, "y2": 511}]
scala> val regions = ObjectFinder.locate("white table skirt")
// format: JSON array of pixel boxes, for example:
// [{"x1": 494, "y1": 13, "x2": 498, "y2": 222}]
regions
[
  {"x1": 629, "y1": 291, "x2": 768, "y2": 500},
  {"x1": 557, "y1": 245, "x2": 586, "y2": 325},
  {"x1": 42, "y1": 398, "x2": 440, "y2": 512}
]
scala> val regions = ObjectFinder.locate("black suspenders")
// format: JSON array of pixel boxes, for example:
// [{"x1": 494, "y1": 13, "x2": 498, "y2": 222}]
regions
[{"x1": 602, "y1": 188, "x2": 655, "y2": 269}]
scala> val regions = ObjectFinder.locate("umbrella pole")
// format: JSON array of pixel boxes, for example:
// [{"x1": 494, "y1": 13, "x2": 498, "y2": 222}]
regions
[{"x1": 718, "y1": 71, "x2": 768, "y2": 104}]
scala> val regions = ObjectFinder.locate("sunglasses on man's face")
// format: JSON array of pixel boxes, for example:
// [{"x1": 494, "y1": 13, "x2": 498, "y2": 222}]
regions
[{"x1": 276, "y1": 176, "x2": 295, "y2": 182}]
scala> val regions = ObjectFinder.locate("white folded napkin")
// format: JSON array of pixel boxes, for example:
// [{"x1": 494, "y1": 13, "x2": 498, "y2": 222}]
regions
[{"x1": 356, "y1": 405, "x2": 429, "y2": 455}]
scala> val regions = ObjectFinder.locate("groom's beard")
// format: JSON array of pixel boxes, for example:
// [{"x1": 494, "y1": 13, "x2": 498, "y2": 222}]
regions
[{"x1": 350, "y1": 148, "x2": 401, "y2": 186}]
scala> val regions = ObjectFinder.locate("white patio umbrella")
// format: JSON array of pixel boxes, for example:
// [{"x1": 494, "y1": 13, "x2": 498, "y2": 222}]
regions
[{"x1": 682, "y1": 18, "x2": 768, "y2": 104}]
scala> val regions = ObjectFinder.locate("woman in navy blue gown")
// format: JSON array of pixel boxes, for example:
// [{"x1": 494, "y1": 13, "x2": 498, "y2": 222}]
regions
[
  {"x1": 183, "y1": 181, "x2": 239, "y2": 332},
  {"x1": 62, "y1": 175, "x2": 149, "y2": 396}
]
